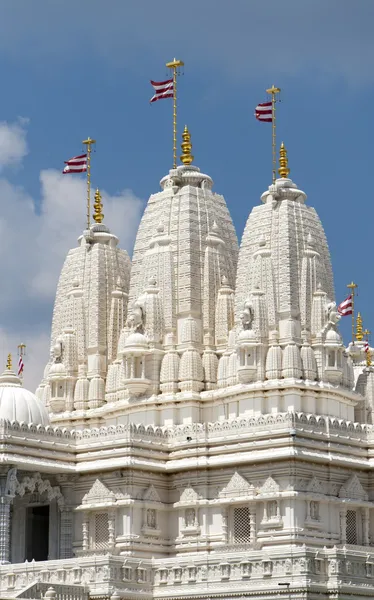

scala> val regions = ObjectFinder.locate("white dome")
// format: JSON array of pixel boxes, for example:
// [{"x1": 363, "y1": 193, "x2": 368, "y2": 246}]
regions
[
  {"x1": 0, "y1": 369, "x2": 50, "y2": 425},
  {"x1": 125, "y1": 332, "x2": 148, "y2": 348}
]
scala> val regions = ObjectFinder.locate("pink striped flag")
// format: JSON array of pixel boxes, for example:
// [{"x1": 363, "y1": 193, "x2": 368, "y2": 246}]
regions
[
  {"x1": 255, "y1": 101, "x2": 272, "y2": 122},
  {"x1": 63, "y1": 154, "x2": 87, "y2": 174},
  {"x1": 364, "y1": 341, "x2": 370, "y2": 353},
  {"x1": 337, "y1": 295, "x2": 353, "y2": 317},
  {"x1": 150, "y1": 79, "x2": 174, "y2": 103}
]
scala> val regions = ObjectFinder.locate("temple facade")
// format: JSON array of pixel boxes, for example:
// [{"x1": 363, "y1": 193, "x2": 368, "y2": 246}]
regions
[{"x1": 0, "y1": 133, "x2": 374, "y2": 600}]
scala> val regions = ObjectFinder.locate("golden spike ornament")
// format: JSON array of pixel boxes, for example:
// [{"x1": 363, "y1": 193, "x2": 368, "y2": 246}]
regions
[
  {"x1": 6, "y1": 354, "x2": 12, "y2": 371},
  {"x1": 82, "y1": 137, "x2": 96, "y2": 230},
  {"x1": 266, "y1": 84, "x2": 281, "y2": 183},
  {"x1": 278, "y1": 142, "x2": 290, "y2": 178},
  {"x1": 180, "y1": 126, "x2": 194, "y2": 165},
  {"x1": 93, "y1": 189, "x2": 104, "y2": 223},
  {"x1": 356, "y1": 312, "x2": 364, "y2": 341},
  {"x1": 347, "y1": 281, "x2": 358, "y2": 344},
  {"x1": 166, "y1": 58, "x2": 184, "y2": 169}
]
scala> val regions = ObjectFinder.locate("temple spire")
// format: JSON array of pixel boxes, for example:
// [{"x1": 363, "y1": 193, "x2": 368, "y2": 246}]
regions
[
  {"x1": 6, "y1": 354, "x2": 12, "y2": 371},
  {"x1": 180, "y1": 126, "x2": 194, "y2": 165},
  {"x1": 278, "y1": 142, "x2": 290, "y2": 178}
]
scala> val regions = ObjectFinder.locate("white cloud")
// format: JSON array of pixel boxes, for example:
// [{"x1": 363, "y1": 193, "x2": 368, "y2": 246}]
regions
[
  {"x1": 0, "y1": 123, "x2": 144, "y2": 393},
  {"x1": 0, "y1": 119, "x2": 28, "y2": 169}
]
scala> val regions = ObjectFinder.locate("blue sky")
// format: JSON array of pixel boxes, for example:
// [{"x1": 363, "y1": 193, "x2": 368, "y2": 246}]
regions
[{"x1": 0, "y1": 0, "x2": 372, "y2": 388}]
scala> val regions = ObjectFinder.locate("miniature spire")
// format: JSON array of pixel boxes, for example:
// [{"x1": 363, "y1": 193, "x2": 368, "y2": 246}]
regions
[
  {"x1": 93, "y1": 189, "x2": 104, "y2": 224},
  {"x1": 180, "y1": 126, "x2": 194, "y2": 165},
  {"x1": 364, "y1": 328, "x2": 372, "y2": 367},
  {"x1": 278, "y1": 142, "x2": 290, "y2": 178},
  {"x1": 6, "y1": 354, "x2": 12, "y2": 371},
  {"x1": 356, "y1": 312, "x2": 364, "y2": 341}
]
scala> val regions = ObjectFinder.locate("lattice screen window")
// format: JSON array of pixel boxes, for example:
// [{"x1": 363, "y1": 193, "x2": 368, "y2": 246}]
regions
[
  {"x1": 233, "y1": 506, "x2": 251, "y2": 544},
  {"x1": 94, "y1": 512, "x2": 109, "y2": 549},
  {"x1": 346, "y1": 510, "x2": 358, "y2": 545}
]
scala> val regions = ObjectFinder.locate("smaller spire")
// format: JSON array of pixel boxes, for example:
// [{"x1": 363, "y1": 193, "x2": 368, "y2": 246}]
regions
[
  {"x1": 93, "y1": 189, "x2": 104, "y2": 224},
  {"x1": 180, "y1": 126, "x2": 194, "y2": 165},
  {"x1": 278, "y1": 142, "x2": 290, "y2": 178},
  {"x1": 356, "y1": 312, "x2": 364, "y2": 341},
  {"x1": 6, "y1": 354, "x2": 12, "y2": 371}
]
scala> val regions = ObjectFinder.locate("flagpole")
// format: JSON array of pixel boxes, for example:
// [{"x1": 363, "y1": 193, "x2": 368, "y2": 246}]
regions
[
  {"x1": 18, "y1": 343, "x2": 26, "y2": 380},
  {"x1": 364, "y1": 328, "x2": 372, "y2": 367},
  {"x1": 266, "y1": 85, "x2": 281, "y2": 183},
  {"x1": 82, "y1": 137, "x2": 96, "y2": 230},
  {"x1": 347, "y1": 281, "x2": 358, "y2": 343},
  {"x1": 166, "y1": 58, "x2": 184, "y2": 169}
]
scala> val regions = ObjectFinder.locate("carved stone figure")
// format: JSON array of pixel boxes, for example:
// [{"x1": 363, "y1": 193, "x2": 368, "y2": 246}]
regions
[
  {"x1": 240, "y1": 300, "x2": 254, "y2": 330},
  {"x1": 146, "y1": 508, "x2": 156, "y2": 528},
  {"x1": 185, "y1": 508, "x2": 196, "y2": 527},
  {"x1": 325, "y1": 301, "x2": 341, "y2": 327},
  {"x1": 127, "y1": 301, "x2": 144, "y2": 332}
]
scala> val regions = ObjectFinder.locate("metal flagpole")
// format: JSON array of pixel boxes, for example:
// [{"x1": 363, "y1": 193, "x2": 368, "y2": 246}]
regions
[
  {"x1": 82, "y1": 137, "x2": 96, "y2": 230},
  {"x1": 18, "y1": 343, "x2": 26, "y2": 380},
  {"x1": 166, "y1": 58, "x2": 184, "y2": 169},
  {"x1": 266, "y1": 85, "x2": 281, "y2": 183},
  {"x1": 364, "y1": 328, "x2": 372, "y2": 367},
  {"x1": 347, "y1": 281, "x2": 358, "y2": 344}
]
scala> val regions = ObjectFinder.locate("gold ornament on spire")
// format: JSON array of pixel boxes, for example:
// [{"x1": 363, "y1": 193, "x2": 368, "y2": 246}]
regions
[
  {"x1": 356, "y1": 312, "x2": 364, "y2": 341},
  {"x1": 364, "y1": 328, "x2": 372, "y2": 367},
  {"x1": 6, "y1": 354, "x2": 12, "y2": 370},
  {"x1": 93, "y1": 189, "x2": 104, "y2": 224},
  {"x1": 278, "y1": 142, "x2": 290, "y2": 178},
  {"x1": 180, "y1": 126, "x2": 194, "y2": 165}
]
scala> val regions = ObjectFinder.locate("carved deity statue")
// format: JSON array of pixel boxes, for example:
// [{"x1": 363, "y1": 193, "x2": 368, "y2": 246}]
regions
[
  {"x1": 240, "y1": 300, "x2": 254, "y2": 330},
  {"x1": 126, "y1": 301, "x2": 144, "y2": 332},
  {"x1": 52, "y1": 337, "x2": 63, "y2": 363},
  {"x1": 325, "y1": 301, "x2": 341, "y2": 327},
  {"x1": 185, "y1": 508, "x2": 196, "y2": 527},
  {"x1": 146, "y1": 508, "x2": 156, "y2": 528}
]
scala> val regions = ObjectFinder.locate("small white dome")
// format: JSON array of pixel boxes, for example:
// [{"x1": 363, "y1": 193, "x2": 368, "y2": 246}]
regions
[
  {"x1": 125, "y1": 332, "x2": 148, "y2": 348},
  {"x1": 238, "y1": 329, "x2": 256, "y2": 342},
  {"x1": 0, "y1": 369, "x2": 50, "y2": 425},
  {"x1": 48, "y1": 361, "x2": 67, "y2": 377},
  {"x1": 326, "y1": 329, "x2": 341, "y2": 344}
]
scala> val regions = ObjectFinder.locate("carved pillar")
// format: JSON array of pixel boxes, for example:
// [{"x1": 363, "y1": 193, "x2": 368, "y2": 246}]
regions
[
  {"x1": 60, "y1": 509, "x2": 73, "y2": 558},
  {"x1": 362, "y1": 508, "x2": 370, "y2": 546},
  {"x1": 82, "y1": 513, "x2": 89, "y2": 551},
  {"x1": 0, "y1": 467, "x2": 17, "y2": 564},
  {"x1": 108, "y1": 510, "x2": 115, "y2": 546},
  {"x1": 249, "y1": 505, "x2": 256, "y2": 545},
  {"x1": 221, "y1": 506, "x2": 228, "y2": 543},
  {"x1": 0, "y1": 499, "x2": 11, "y2": 563},
  {"x1": 340, "y1": 507, "x2": 347, "y2": 544}
]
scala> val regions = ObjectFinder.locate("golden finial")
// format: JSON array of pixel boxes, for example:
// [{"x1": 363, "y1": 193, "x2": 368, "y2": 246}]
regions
[
  {"x1": 356, "y1": 312, "x2": 364, "y2": 341},
  {"x1": 364, "y1": 328, "x2": 372, "y2": 367},
  {"x1": 6, "y1": 354, "x2": 12, "y2": 370},
  {"x1": 180, "y1": 125, "x2": 194, "y2": 165},
  {"x1": 278, "y1": 142, "x2": 290, "y2": 178},
  {"x1": 93, "y1": 188, "x2": 104, "y2": 224}
]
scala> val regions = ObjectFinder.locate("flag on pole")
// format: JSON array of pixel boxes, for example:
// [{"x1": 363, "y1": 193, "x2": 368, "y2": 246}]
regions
[
  {"x1": 63, "y1": 154, "x2": 87, "y2": 174},
  {"x1": 255, "y1": 101, "x2": 273, "y2": 122},
  {"x1": 337, "y1": 295, "x2": 353, "y2": 316},
  {"x1": 149, "y1": 79, "x2": 174, "y2": 103},
  {"x1": 364, "y1": 341, "x2": 370, "y2": 353},
  {"x1": 18, "y1": 355, "x2": 24, "y2": 377}
]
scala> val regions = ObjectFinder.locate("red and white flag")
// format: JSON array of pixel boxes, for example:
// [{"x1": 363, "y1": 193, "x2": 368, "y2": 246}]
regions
[
  {"x1": 255, "y1": 101, "x2": 272, "y2": 122},
  {"x1": 63, "y1": 154, "x2": 87, "y2": 174},
  {"x1": 364, "y1": 341, "x2": 370, "y2": 353},
  {"x1": 149, "y1": 79, "x2": 174, "y2": 103},
  {"x1": 18, "y1": 355, "x2": 24, "y2": 377},
  {"x1": 337, "y1": 295, "x2": 353, "y2": 316}
]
